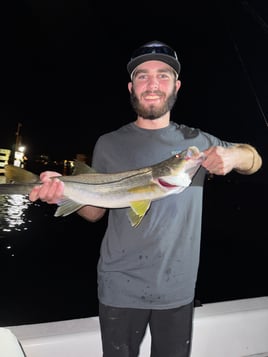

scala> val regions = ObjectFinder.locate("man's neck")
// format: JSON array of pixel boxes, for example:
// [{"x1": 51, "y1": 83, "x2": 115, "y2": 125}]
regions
[{"x1": 134, "y1": 114, "x2": 170, "y2": 130}]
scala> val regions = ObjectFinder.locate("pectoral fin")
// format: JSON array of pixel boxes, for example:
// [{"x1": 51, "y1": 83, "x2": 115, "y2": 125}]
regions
[{"x1": 127, "y1": 200, "x2": 151, "y2": 227}]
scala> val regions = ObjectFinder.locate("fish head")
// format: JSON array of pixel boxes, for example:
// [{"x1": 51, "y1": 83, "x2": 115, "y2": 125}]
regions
[{"x1": 153, "y1": 146, "x2": 206, "y2": 188}]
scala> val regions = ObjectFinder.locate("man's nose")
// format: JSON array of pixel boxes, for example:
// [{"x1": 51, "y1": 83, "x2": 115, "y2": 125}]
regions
[{"x1": 147, "y1": 76, "x2": 159, "y2": 89}]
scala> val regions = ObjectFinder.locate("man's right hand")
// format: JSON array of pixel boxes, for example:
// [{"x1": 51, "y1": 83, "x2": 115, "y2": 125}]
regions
[{"x1": 29, "y1": 171, "x2": 64, "y2": 204}]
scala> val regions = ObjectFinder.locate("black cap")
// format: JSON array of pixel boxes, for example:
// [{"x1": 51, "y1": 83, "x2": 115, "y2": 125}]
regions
[{"x1": 127, "y1": 40, "x2": 181, "y2": 78}]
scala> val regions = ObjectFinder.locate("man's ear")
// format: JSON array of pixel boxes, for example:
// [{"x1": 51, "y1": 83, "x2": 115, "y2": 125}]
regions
[
  {"x1": 176, "y1": 80, "x2": 181, "y2": 93},
  {"x1": 128, "y1": 82, "x2": 133, "y2": 93}
]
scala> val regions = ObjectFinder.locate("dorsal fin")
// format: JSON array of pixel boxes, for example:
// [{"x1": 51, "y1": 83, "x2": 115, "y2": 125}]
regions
[{"x1": 71, "y1": 160, "x2": 96, "y2": 175}]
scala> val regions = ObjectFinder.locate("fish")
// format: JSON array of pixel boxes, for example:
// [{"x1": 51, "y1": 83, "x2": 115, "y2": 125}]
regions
[{"x1": 0, "y1": 146, "x2": 206, "y2": 227}]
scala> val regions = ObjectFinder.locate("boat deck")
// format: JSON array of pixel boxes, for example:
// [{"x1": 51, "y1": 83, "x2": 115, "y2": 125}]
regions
[{"x1": 2, "y1": 296, "x2": 268, "y2": 357}]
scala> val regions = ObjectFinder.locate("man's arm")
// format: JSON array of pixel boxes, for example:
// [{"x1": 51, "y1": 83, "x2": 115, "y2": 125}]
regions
[
  {"x1": 232, "y1": 144, "x2": 262, "y2": 175},
  {"x1": 202, "y1": 143, "x2": 262, "y2": 176},
  {"x1": 77, "y1": 205, "x2": 106, "y2": 222}
]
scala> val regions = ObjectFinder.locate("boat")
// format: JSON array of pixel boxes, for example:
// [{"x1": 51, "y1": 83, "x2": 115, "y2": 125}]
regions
[{"x1": 1, "y1": 296, "x2": 268, "y2": 357}]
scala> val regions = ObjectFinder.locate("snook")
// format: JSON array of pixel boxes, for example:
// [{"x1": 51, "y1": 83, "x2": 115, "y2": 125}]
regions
[{"x1": 1, "y1": 146, "x2": 205, "y2": 227}]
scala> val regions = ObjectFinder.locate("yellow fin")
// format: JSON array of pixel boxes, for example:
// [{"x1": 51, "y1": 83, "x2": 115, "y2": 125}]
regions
[{"x1": 128, "y1": 200, "x2": 151, "y2": 227}]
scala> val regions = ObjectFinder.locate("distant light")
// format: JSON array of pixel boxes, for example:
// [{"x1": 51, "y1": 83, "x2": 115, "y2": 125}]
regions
[
  {"x1": 18, "y1": 146, "x2": 25, "y2": 153},
  {"x1": 14, "y1": 146, "x2": 26, "y2": 167}
]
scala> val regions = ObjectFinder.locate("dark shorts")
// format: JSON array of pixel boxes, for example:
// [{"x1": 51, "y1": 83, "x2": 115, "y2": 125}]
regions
[{"x1": 99, "y1": 301, "x2": 194, "y2": 357}]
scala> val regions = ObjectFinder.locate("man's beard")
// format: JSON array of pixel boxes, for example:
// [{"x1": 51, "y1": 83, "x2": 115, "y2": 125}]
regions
[{"x1": 130, "y1": 88, "x2": 177, "y2": 120}]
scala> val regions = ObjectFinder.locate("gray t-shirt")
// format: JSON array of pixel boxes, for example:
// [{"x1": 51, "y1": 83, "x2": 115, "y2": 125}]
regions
[{"x1": 92, "y1": 121, "x2": 233, "y2": 309}]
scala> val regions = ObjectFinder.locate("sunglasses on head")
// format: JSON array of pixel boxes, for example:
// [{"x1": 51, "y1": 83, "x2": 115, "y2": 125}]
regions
[{"x1": 130, "y1": 44, "x2": 178, "y2": 61}]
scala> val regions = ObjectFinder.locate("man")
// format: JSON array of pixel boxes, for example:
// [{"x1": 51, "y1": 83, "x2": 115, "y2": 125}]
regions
[{"x1": 29, "y1": 40, "x2": 262, "y2": 357}]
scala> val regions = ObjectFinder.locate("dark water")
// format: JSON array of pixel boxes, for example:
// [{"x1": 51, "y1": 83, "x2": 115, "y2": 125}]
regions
[
  {"x1": 0, "y1": 195, "x2": 105, "y2": 327},
  {"x1": 0, "y1": 175, "x2": 267, "y2": 327}
]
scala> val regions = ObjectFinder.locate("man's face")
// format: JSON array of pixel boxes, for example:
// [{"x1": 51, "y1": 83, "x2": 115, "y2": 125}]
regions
[{"x1": 128, "y1": 60, "x2": 181, "y2": 120}]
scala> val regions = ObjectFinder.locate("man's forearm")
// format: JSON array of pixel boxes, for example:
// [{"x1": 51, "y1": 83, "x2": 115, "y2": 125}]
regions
[{"x1": 233, "y1": 144, "x2": 262, "y2": 175}]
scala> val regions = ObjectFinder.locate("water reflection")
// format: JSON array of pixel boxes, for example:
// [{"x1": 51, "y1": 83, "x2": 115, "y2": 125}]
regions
[
  {"x1": 0, "y1": 194, "x2": 32, "y2": 233},
  {"x1": 0, "y1": 192, "x2": 101, "y2": 326}
]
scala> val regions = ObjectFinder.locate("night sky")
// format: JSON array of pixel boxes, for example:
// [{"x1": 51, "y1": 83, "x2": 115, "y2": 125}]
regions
[{"x1": 1, "y1": 1, "x2": 267, "y2": 177}]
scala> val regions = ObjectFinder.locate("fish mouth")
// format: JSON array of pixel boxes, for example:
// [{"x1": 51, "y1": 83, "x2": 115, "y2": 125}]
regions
[{"x1": 157, "y1": 178, "x2": 179, "y2": 188}]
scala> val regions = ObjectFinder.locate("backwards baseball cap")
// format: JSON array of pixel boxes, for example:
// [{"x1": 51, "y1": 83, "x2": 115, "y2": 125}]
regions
[{"x1": 127, "y1": 40, "x2": 181, "y2": 79}]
